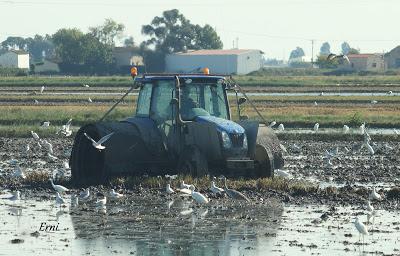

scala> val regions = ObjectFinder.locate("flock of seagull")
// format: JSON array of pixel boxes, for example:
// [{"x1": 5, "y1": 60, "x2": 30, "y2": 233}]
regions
[{"x1": 33, "y1": 84, "x2": 93, "y2": 105}]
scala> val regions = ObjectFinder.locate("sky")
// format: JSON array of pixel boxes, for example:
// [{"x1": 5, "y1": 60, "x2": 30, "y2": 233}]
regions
[{"x1": 0, "y1": 0, "x2": 399, "y2": 60}]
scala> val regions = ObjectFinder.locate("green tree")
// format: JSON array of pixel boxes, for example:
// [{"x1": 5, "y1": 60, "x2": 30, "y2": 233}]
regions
[
  {"x1": 142, "y1": 9, "x2": 223, "y2": 54},
  {"x1": 289, "y1": 47, "x2": 305, "y2": 59},
  {"x1": 341, "y1": 41, "x2": 351, "y2": 55},
  {"x1": 124, "y1": 36, "x2": 135, "y2": 47},
  {"x1": 52, "y1": 28, "x2": 86, "y2": 65},
  {"x1": 25, "y1": 34, "x2": 55, "y2": 61},
  {"x1": 89, "y1": 18, "x2": 124, "y2": 46},
  {"x1": 320, "y1": 42, "x2": 331, "y2": 55},
  {"x1": 1, "y1": 36, "x2": 26, "y2": 50}
]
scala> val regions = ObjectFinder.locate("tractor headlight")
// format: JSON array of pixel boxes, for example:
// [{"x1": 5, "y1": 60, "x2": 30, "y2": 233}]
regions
[
  {"x1": 221, "y1": 131, "x2": 232, "y2": 148},
  {"x1": 243, "y1": 133, "x2": 248, "y2": 149}
]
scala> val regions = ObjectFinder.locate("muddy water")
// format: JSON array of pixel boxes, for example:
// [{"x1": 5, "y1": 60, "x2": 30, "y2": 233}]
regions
[{"x1": 1, "y1": 196, "x2": 399, "y2": 255}]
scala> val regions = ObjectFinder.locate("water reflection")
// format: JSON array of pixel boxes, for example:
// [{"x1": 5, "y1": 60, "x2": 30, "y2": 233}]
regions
[{"x1": 70, "y1": 196, "x2": 283, "y2": 255}]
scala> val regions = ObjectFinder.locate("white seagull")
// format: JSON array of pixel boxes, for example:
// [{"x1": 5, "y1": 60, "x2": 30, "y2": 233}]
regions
[
  {"x1": 49, "y1": 178, "x2": 69, "y2": 194},
  {"x1": 41, "y1": 121, "x2": 50, "y2": 128},
  {"x1": 79, "y1": 188, "x2": 90, "y2": 201},
  {"x1": 180, "y1": 180, "x2": 191, "y2": 190},
  {"x1": 275, "y1": 169, "x2": 291, "y2": 178},
  {"x1": 109, "y1": 189, "x2": 123, "y2": 199},
  {"x1": 277, "y1": 123, "x2": 284, "y2": 131},
  {"x1": 31, "y1": 131, "x2": 40, "y2": 140},
  {"x1": 354, "y1": 217, "x2": 369, "y2": 242},
  {"x1": 268, "y1": 121, "x2": 276, "y2": 128},
  {"x1": 83, "y1": 84, "x2": 90, "y2": 88},
  {"x1": 366, "y1": 201, "x2": 374, "y2": 212},
  {"x1": 166, "y1": 184, "x2": 174, "y2": 194},
  {"x1": 84, "y1": 132, "x2": 114, "y2": 150},
  {"x1": 343, "y1": 125, "x2": 350, "y2": 133},
  {"x1": 40, "y1": 86, "x2": 45, "y2": 94},
  {"x1": 313, "y1": 123, "x2": 319, "y2": 132},
  {"x1": 189, "y1": 185, "x2": 209, "y2": 204},
  {"x1": 95, "y1": 195, "x2": 107, "y2": 207},
  {"x1": 5, "y1": 191, "x2": 20, "y2": 202},
  {"x1": 13, "y1": 165, "x2": 26, "y2": 179},
  {"x1": 88, "y1": 97, "x2": 93, "y2": 103},
  {"x1": 210, "y1": 180, "x2": 224, "y2": 195},
  {"x1": 369, "y1": 187, "x2": 382, "y2": 201}
]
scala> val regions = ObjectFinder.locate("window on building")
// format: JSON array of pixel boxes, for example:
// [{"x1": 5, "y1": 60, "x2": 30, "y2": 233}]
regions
[{"x1": 372, "y1": 63, "x2": 377, "y2": 68}]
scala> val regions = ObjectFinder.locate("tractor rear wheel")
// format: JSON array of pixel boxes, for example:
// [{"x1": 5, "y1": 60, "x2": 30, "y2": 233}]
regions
[{"x1": 254, "y1": 144, "x2": 274, "y2": 178}]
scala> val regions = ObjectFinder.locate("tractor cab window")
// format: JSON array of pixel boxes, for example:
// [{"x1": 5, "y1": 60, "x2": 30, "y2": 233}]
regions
[
  {"x1": 136, "y1": 83, "x2": 152, "y2": 117},
  {"x1": 180, "y1": 82, "x2": 228, "y2": 120},
  {"x1": 150, "y1": 80, "x2": 175, "y2": 124}
]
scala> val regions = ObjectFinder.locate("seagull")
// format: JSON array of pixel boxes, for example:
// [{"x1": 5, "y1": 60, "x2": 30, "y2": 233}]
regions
[
  {"x1": 343, "y1": 125, "x2": 350, "y2": 133},
  {"x1": 319, "y1": 92, "x2": 324, "y2": 96},
  {"x1": 221, "y1": 176, "x2": 250, "y2": 202},
  {"x1": 95, "y1": 194, "x2": 107, "y2": 207},
  {"x1": 189, "y1": 185, "x2": 209, "y2": 204},
  {"x1": 34, "y1": 99, "x2": 39, "y2": 104},
  {"x1": 71, "y1": 194, "x2": 79, "y2": 208},
  {"x1": 314, "y1": 101, "x2": 318, "y2": 106},
  {"x1": 180, "y1": 180, "x2": 191, "y2": 190},
  {"x1": 366, "y1": 201, "x2": 374, "y2": 212},
  {"x1": 42, "y1": 140, "x2": 53, "y2": 154},
  {"x1": 63, "y1": 161, "x2": 70, "y2": 169},
  {"x1": 49, "y1": 179, "x2": 69, "y2": 194},
  {"x1": 165, "y1": 174, "x2": 178, "y2": 180},
  {"x1": 275, "y1": 169, "x2": 291, "y2": 178},
  {"x1": 354, "y1": 216, "x2": 368, "y2": 242},
  {"x1": 83, "y1": 84, "x2": 90, "y2": 88},
  {"x1": 371, "y1": 100, "x2": 378, "y2": 104},
  {"x1": 55, "y1": 192, "x2": 65, "y2": 207},
  {"x1": 84, "y1": 132, "x2": 114, "y2": 150},
  {"x1": 5, "y1": 191, "x2": 20, "y2": 202},
  {"x1": 394, "y1": 129, "x2": 399, "y2": 135},
  {"x1": 277, "y1": 123, "x2": 284, "y2": 131},
  {"x1": 13, "y1": 165, "x2": 26, "y2": 179},
  {"x1": 268, "y1": 121, "x2": 276, "y2": 128},
  {"x1": 166, "y1": 184, "x2": 174, "y2": 194},
  {"x1": 313, "y1": 123, "x2": 319, "y2": 132},
  {"x1": 41, "y1": 121, "x2": 50, "y2": 128},
  {"x1": 210, "y1": 180, "x2": 224, "y2": 195},
  {"x1": 88, "y1": 97, "x2": 93, "y2": 103},
  {"x1": 366, "y1": 143, "x2": 374, "y2": 155},
  {"x1": 40, "y1": 86, "x2": 45, "y2": 94},
  {"x1": 57, "y1": 119, "x2": 73, "y2": 136},
  {"x1": 360, "y1": 122, "x2": 366, "y2": 134},
  {"x1": 369, "y1": 187, "x2": 381, "y2": 201},
  {"x1": 109, "y1": 189, "x2": 123, "y2": 199},
  {"x1": 79, "y1": 188, "x2": 90, "y2": 201},
  {"x1": 31, "y1": 131, "x2": 40, "y2": 140}
]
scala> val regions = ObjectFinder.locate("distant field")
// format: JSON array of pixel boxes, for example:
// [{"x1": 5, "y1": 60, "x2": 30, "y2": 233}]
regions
[{"x1": 2, "y1": 75, "x2": 400, "y2": 88}]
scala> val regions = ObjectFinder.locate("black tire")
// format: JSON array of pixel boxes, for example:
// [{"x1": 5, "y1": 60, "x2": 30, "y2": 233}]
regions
[
  {"x1": 254, "y1": 144, "x2": 274, "y2": 178},
  {"x1": 71, "y1": 125, "x2": 108, "y2": 186}
]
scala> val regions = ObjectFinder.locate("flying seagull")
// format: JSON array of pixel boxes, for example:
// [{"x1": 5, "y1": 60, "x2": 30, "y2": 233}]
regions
[{"x1": 84, "y1": 132, "x2": 114, "y2": 150}]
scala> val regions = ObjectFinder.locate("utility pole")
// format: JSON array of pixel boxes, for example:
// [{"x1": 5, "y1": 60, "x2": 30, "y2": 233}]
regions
[
  {"x1": 311, "y1": 39, "x2": 314, "y2": 68},
  {"x1": 236, "y1": 37, "x2": 239, "y2": 49}
]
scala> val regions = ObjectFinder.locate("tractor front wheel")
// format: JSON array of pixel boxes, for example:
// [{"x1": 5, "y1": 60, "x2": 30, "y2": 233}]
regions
[{"x1": 177, "y1": 146, "x2": 208, "y2": 177}]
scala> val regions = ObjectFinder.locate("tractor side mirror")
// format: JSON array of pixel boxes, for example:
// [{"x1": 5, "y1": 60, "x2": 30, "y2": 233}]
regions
[{"x1": 238, "y1": 97, "x2": 247, "y2": 105}]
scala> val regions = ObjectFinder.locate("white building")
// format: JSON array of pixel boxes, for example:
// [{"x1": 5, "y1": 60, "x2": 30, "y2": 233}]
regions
[
  {"x1": 0, "y1": 50, "x2": 30, "y2": 69},
  {"x1": 166, "y1": 49, "x2": 264, "y2": 75}
]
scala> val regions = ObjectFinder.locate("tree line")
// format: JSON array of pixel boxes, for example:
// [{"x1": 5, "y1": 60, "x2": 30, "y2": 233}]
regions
[{"x1": 0, "y1": 9, "x2": 223, "y2": 75}]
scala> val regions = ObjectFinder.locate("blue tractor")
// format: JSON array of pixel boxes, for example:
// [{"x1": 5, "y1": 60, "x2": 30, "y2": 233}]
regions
[{"x1": 70, "y1": 69, "x2": 284, "y2": 185}]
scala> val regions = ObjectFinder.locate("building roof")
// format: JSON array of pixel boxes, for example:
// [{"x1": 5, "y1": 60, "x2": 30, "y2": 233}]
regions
[
  {"x1": 347, "y1": 54, "x2": 380, "y2": 58},
  {"x1": 172, "y1": 49, "x2": 261, "y2": 56},
  {"x1": 10, "y1": 50, "x2": 29, "y2": 55}
]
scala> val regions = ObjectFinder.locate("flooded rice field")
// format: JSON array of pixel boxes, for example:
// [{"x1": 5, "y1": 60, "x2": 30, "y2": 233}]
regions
[{"x1": 0, "y1": 137, "x2": 399, "y2": 255}]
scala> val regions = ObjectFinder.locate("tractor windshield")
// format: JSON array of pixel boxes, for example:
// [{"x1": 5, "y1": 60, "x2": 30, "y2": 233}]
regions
[{"x1": 180, "y1": 81, "x2": 228, "y2": 121}]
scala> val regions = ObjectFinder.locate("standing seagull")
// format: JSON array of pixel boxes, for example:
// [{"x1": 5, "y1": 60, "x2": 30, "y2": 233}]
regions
[
  {"x1": 40, "y1": 86, "x2": 45, "y2": 94},
  {"x1": 49, "y1": 179, "x2": 69, "y2": 194},
  {"x1": 84, "y1": 132, "x2": 114, "y2": 150},
  {"x1": 189, "y1": 185, "x2": 209, "y2": 204},
  {"x1": 5, "y1": 191, "x2": 20, "y2": 202},
  {"x1": 354, "y1": 217, "x2": 368, "y2": 243},
  {"x1": 313, "y1": 123, "x2": 319, "y2": 133},
  {"x1": 79, "y1": 188, "x2": 90, "y2": 201},
  {"x1": 268, "y1": 121, "x2": 276, "y2": 128},
  {"x1": 210, "y1": 179, "x2": 224, "y2": 195},
  {"x1": 109, "y1": 189, "x2": 123, "y2": 199},
  {"x1": 369, "y1": 187, "x2": 382, "y2": 201},
  {"x1": 221, "y1": 176, "x2": 250, "y2": 202},
  {"x1": 277, "y1": 124, "x2": 285, "y2": 131},
  {"x1": 343, "y1": 125, "x2": 350, "y2": 133},
  {"x1": 166, "y1": 184, "x2": 174, "y2": 194}
]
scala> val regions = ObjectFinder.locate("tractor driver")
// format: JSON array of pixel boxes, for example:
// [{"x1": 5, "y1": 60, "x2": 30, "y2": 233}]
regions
[{"x1": 180, "y1": 86, "x2": 209, "y2": 120}]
